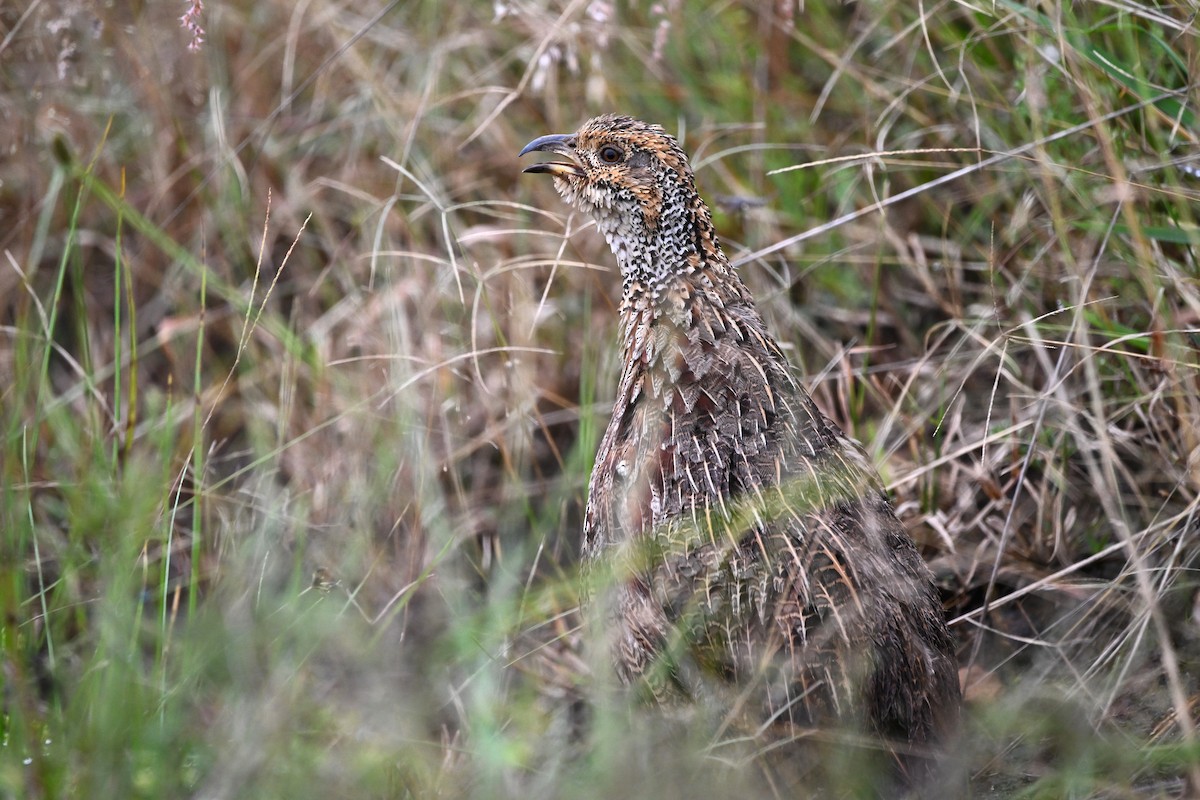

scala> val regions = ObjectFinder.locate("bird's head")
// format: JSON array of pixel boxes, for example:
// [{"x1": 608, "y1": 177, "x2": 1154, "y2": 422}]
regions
[{"x1": 520, "y1": 115, "x2": 725, "y2": 292}]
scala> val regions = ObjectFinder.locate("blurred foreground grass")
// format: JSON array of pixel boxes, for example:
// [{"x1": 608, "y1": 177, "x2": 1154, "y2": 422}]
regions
[{"x1": 2, "y1": 1, "x2": 1200, "y2": 797}]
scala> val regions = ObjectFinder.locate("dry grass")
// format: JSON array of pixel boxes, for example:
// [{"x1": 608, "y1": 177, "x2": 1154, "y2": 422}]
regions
[{"x1": 2, "y1": 0, "x2": 1199, "y2": 797}]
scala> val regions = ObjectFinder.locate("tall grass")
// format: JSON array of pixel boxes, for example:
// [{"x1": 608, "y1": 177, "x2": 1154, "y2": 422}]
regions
[{"x1": 2, "y1": 1, "x2": 1198, "y2": 797}]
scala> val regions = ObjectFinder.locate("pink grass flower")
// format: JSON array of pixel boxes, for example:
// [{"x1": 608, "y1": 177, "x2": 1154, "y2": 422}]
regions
[{"x1": 181, "y1": 0, "x2": 205, "y2": 52}]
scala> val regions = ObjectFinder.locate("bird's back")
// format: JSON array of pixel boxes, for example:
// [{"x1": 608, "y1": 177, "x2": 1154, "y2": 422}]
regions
[{"x1": 582, "y1": 266, "x2": 959, "y2": 782}]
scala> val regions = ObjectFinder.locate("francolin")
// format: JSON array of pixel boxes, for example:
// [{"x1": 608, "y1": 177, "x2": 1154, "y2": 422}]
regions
[{"x1": 520, "y1": 115, "x2": 960, "y2": 789}]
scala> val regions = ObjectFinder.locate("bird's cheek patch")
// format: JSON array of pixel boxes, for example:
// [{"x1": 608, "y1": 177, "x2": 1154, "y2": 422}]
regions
[
  {"x1": 637, "y1": 184, "x2": 663, "y2": 231},
  {"x1": 626, "y1": 152, "x2": 662, "y2": 229}
]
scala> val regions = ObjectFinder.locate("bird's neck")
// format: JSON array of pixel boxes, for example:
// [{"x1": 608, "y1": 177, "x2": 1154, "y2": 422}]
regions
[
  {"x1": 609, "y1": 205, "x2": 764, "y2": 379},
  {"x1": 603, "y1": 186, "x2": 742, "y2": 318}
]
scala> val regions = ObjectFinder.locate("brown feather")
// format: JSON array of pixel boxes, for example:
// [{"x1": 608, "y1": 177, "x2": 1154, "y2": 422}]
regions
[{"x1": 522, "y1": 115, "x2": 961, "y2": 790}]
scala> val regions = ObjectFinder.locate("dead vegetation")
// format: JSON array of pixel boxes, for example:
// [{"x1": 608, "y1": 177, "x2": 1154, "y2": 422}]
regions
[{"x1": 2, "y1": 0, "x2": 1199, "y2": 797}]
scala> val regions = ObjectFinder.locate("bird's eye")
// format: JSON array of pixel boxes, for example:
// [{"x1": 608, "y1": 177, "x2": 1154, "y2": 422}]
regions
[{"x1": 599, "y1": 145, "x2": 623, "y2": 164}]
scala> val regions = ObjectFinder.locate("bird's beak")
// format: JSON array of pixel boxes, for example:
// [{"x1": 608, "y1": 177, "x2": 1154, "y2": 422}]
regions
[{"x1": 519, "y1": 133, "x2": 584, "y2": 177}]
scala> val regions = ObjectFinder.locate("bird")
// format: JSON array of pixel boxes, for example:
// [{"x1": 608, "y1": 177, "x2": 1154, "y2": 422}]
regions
[{"x1": 520, "y1": 115, "x2": 961, "y2": 791}]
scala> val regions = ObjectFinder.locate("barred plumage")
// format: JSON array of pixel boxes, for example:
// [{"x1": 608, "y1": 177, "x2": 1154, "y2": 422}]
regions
[{"x1": 521, "y1": 115, "x2": 960, "y2": 787}]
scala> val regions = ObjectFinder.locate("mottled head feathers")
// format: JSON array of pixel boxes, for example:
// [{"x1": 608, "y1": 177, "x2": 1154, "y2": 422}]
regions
[{"x1": 521, "y1": 115, "x2": 728, "y2": 300}]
